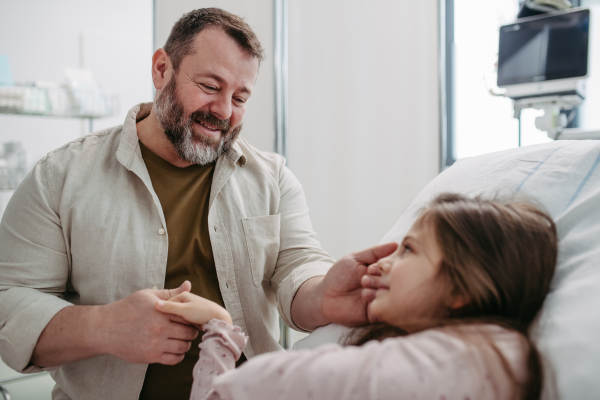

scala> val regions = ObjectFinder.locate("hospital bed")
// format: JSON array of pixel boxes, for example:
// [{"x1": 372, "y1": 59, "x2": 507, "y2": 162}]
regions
[{"x1": 295, "y1": 140, "x2": 600, "y2": 399}]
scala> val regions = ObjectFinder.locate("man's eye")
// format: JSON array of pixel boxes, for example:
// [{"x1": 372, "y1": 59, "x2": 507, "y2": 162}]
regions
[
  {"x1": 234, "y1": 97, "x2": 247, "y2": 104},
  {"x1": 201, "y1": 84, "x2": 217, "y2": 91}
]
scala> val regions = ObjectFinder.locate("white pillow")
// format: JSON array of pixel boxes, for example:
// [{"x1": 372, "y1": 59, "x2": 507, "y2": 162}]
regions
[{"x1": 298, "y1": 140, "x2": 600, "y2": 399}]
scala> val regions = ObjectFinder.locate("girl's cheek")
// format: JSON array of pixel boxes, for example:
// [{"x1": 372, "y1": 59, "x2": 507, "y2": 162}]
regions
[{"x1": 369, "y1": 299, "x2": 382, "y2": 317}]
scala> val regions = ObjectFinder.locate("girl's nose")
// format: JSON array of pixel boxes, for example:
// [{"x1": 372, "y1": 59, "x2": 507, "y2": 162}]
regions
[{"x1": 377, "y1": 257, "x2": 392, "y2": 273}]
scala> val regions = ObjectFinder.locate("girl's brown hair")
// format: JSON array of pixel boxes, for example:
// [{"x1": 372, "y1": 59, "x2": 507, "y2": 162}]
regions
[{"x1": 352, "y1": 193, "x2": 557, "y2": 400}]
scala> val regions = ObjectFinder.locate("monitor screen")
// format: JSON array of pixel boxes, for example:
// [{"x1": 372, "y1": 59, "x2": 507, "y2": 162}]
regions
[{"x1": 497, "y1": 9, "x2": 589, "y2": 87}]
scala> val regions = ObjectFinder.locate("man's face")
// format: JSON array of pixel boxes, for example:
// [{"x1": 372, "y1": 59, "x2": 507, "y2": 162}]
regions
[{"x1": 154, "y1": 28, "x2": 259, "y2": 165}]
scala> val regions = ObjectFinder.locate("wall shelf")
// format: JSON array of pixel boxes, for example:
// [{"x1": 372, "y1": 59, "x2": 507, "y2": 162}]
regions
[
  {"x1": 0, "y1": 84, "x2": 119, "y2": 119},
  {"x1": 0, "y1": 84, "x2": 120, "y2": 191}
]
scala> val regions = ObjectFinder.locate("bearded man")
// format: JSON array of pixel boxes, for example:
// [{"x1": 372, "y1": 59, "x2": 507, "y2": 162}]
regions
[{"x1": 0, "y1": 8, "x2": 395, "y2": 400}]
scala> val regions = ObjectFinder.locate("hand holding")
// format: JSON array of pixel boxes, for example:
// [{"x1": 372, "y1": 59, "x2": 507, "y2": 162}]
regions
[
  {"x1": 98, "y1": 281, "x2": 198, "y2": 365},
  {"x1": 155, "y1": 291, "x2": 233, "y2": 328}
]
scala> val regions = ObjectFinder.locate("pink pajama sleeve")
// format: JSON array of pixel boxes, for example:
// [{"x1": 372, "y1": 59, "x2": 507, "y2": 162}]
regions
[
  {"x1": 190, "y1": 319, "x2": 248, "y2": 400},
  {"x1": 191, "y1": 321, "x2": 526, "y2": 400}
]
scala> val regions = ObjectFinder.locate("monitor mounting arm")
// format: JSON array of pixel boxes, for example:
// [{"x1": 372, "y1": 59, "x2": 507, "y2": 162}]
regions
[{"x1": 513, "y1": 94, "x2": 600, "y2": 140}]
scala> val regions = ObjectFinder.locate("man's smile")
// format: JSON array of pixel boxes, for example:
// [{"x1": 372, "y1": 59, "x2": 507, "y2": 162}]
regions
[{"x1": 194, "y1": 119, "x2": 222, "y2": 138}]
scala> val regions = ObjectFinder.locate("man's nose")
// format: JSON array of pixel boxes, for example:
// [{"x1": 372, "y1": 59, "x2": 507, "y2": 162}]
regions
[{"x1": 209, "y1": 95, "x2": 232, "y2": 120}]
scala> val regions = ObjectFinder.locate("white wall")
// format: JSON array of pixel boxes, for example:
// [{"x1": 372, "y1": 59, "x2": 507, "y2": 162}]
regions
[{"x1": 154, "y1": 1, "x2": 441, "y2": 260}]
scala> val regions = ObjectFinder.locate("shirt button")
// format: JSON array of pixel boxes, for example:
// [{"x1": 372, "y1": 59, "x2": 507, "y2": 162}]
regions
[
  {"x1": 158, "y1": 228, "x2": 166, "y2": 235},
  {"x1": 151, "y1": 286, "x2": 158, "y2": 290}
]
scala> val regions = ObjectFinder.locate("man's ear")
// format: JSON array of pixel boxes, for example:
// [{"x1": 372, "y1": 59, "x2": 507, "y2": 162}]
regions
[{"x1": 151, "y1": 48, "x2": 172, "y2": 90}]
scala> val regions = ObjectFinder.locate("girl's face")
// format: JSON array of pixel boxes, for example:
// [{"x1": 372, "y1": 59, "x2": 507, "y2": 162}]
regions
[{"x1": 368, "y1": 220, "x2": 450, "y2": 327}]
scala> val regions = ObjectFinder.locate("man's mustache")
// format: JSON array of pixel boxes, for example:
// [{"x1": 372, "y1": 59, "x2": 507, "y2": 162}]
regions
[{"x1": 190, "y1": 110, "x2": 231, "y2": 132}]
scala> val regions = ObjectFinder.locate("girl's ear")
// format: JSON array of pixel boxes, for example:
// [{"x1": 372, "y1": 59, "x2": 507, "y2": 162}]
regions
[{"x1": 448, "y1": 294, "x2": 470, "y2": 311}]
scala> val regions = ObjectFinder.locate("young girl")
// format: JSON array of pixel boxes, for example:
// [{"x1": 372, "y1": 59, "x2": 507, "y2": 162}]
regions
[{"x1": 156, "y1": 193, "x2": 557, "y2": 400}]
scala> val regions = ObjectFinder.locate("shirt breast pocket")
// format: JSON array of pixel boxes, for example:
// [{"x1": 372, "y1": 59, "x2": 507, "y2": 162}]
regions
[{"x1": 242, "y1": 214, "x2": 281, "y2": 287}]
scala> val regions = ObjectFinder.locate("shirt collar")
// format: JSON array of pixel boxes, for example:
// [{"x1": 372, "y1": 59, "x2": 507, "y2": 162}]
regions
[
  {"x1": 117, "y1": 102, "x2": 247, "y2": 168},
  {"x1": 226, "y1": 139, "x2": 247, "y2": 166}
]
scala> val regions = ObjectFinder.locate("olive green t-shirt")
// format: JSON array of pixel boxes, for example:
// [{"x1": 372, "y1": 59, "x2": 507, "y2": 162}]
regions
[{"x1": 138, "y1": 141, "x2": 225, "y2": 400}]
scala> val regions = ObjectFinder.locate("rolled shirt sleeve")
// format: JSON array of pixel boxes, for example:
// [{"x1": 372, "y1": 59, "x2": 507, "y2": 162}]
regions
[
  {"x1": 271, "y1": 164, "x2": 334, "y2": 331},
  {"x1": 0, "y1": 158, "x2": 73, "y2": 373}
]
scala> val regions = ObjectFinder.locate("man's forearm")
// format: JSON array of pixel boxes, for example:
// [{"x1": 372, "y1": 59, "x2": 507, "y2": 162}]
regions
[
  {"x1": 31, "y1": 305, "x2": 106, "y2": 368},
  {"x1": 290, "y1": 276, "x2": 329, "y2": 331},
  {"x1": 31, "y1": 285, "x2": 199, "y2": 368}
]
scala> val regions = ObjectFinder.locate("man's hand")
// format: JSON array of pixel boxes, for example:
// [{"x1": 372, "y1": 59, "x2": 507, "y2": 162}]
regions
[
  {"x1": 360, "y1": 262, "x2": 387, "y2": 323},
  {"x1": 31, "y1": 281, "x2": 198, "y2": 368},
  {"x1": 98, "y1": 281, "x2": 198, "y2": 365},
  {"x1": 291, "y1": 242, "x2": 397, "y2": 330},
  {"x1": 155, "y1": 291, "x2": 233, "y2": 328},
  {"x1": 320, "y1": 242, "x2": 398, "y2": 326}
]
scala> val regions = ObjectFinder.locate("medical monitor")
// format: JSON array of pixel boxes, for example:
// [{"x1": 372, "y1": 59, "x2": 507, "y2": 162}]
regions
[{"x1": 497, "y1": 8, "x2": 590, "y2": 99}]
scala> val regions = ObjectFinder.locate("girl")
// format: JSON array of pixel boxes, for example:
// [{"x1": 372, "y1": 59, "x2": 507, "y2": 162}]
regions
[{"x1": 156, "y1": 193, "x2": 557, "y2": 400}]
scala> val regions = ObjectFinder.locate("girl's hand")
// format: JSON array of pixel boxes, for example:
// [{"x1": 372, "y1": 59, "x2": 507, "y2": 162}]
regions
[{"x1": 155, "y1": 290, "x2": 233, "y2": 328}]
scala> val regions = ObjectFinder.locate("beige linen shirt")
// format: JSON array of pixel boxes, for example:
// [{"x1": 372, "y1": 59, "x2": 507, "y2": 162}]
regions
[{"x1": 0, "y1": 103, "x2": 333, "y2": 400}]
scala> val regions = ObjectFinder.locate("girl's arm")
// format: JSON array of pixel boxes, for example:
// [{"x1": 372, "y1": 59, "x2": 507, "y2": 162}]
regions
[
  {"x1": 191, "y1": 319, "x2": 247, "y2": 400},
  {"x1": 200, "y1": 326, "x2": 526, "y2": 400},
  {"x1": 157, "y1": 292, "x2": 525, "y2": 400},
  {"x1": 155, "y1": 291, "x2": 247, "y2": 400}
]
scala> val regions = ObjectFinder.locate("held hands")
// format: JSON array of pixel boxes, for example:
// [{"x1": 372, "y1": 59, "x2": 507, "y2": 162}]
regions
[
  {"x1": 155, "y1": 290, "x2": 232, "y2": 328},
  {"x1": 99, "y1": 281, "x2": 198, "y2": 365}
]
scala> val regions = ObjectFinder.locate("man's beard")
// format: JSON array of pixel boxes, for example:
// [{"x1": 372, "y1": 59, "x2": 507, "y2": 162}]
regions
[{"x1": 153, "y1": 74, "x2": 242, "y2": 165}]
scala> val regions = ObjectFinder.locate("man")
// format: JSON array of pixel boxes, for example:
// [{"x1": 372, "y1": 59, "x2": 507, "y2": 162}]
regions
[{"x1": 0, "y1": 8, "x2": 394, "y2": 400}]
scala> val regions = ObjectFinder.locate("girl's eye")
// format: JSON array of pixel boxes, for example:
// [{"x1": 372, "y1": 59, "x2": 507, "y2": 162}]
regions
[{"x1": 401, "y1": 244, "x2": 412, "y2": 255}]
